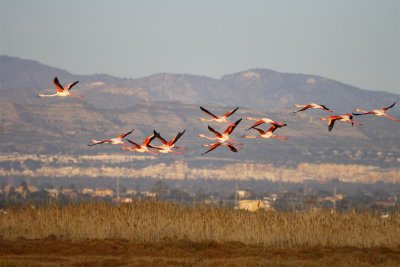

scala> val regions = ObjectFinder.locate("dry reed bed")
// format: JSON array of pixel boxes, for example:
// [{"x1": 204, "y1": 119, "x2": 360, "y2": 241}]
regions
[{"x1": 1, "y1": 201, "x2": 399, "y2": 248}]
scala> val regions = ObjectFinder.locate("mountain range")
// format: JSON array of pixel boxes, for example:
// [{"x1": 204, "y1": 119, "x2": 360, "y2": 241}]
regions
[{"x1": 0, "y1": 55, "x2": 399, "y2": 167}]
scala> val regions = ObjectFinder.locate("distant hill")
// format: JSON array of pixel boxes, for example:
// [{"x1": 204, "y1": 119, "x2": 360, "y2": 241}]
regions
[
  {"x1": 0, "y1": 55, "x2": 399, "y2": 167},
  {"x1": 1, "y1": 55, "x2": 398, "y2": 112}
]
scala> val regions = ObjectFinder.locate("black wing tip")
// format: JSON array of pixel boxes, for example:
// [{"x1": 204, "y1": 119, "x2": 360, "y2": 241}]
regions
[{"x1": 234, "y1": 118, "x2": 242, "y2": 125}]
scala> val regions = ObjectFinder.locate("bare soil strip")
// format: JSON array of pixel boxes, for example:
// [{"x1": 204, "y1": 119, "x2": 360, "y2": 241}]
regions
[{"x1": 1, "y1": 239, "x2": 400, "y2": 267}]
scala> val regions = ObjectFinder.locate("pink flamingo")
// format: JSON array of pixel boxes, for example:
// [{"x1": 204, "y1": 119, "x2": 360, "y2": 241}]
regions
[
  {"x1": 353, "y1": 102, "x2": 399, "y2": 122},
  {"x1": 241, "y1": 125, "x2": 288, "y2": 140},
  {"x1": 198, "y1": 118, "x2": 243, "y2": 147},
  {"x1": 245, "y1": 116, "x2": 287, "y2": 131},
  {"x1": 320, "y1": 113, "x2": 362, "y2": 132},
  {"x1": 122, "y1": 133, "x2": 160, "y2": 155},
  {"x1": 38, "y1": 77, "x2": 83, "y2": 99},
  {"x1": 293, "y1": 103, "x2": 332, "y2": 113},
  {"x1": 199, "y1": 106, "x2": 239, "y2": 124},
  {"x1": 148, "y1": 130, "x2": 186, "y2": 154},
  {"x1": 88, "y1": 130, "x2": 134, "y2": 146}
]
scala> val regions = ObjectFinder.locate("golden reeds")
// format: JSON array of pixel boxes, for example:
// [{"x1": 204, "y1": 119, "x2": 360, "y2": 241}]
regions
[{"x1": 1, "y1": 201, "x2": 399, "y2": 248}]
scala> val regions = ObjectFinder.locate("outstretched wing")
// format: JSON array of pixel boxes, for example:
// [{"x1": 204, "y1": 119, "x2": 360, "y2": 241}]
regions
[
  {"x1": 320, "y1": 105, "x2": 332, "y2": 111},
  {"x1": 266, "y1": 124, "x2": 279, "y2": 133},
  {"x1": 293, "y1": 104, "x2": 311, "y2": 113},
  {"x1": 382, "y1": 102, "x2": 396, "y2": 111},
  {"x1": 328, "y1": 119, "x2": 337, "y2": 132},
  {"x1": 247, "y1": 119, "x2": 264, "y2": 131},
  {"x1": 143, "y1": 133, "x2": 159, "y2": 146},
  {"x1": 118, "y1": 129, "x2": 134, "y2": 139},
  {"x1": 226, "y1": 144, "x2": 238, "y2": 153},
  {"x1": 224, "y1": 107, "x2": 239, "y2": 118},
  {"x1": 65, "y1": 81, "x2": 79, "y2": 91},
  {"x1": 153, "y1": 130, "x2": 168, "y2": 145},
  {"x1": 53, "y1": 77, "x2": 64, "y2": 92},
  {"x1": 224, "y1": 118, "x2": 242, "y2": 135},
  {"x1": 88, "y1": 139, "x2": 109, "y2": 146},
  {"x1": 127, "y1": 139, "x2": 141, "y2": 149},
  {"x1": 207, "y1": 126, "x2": 223, "y2": 138},
  {"x1": 169, "y1": 130, "x2": 186, "y2": 146},
  {"x1": 253, "y1": 127, "x2": 266, "y2": 135},
  {"x1": 201, "y1": 142, "x2": 221, "y2": 155},
  {"x1": 200, "y1": 106, "x2": 219, "y2": 119}
]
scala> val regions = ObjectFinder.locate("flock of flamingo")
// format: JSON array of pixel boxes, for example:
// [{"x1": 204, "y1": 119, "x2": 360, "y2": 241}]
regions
[{"x1": 38, "y1": 77, "x2": 399, "y2": 155}]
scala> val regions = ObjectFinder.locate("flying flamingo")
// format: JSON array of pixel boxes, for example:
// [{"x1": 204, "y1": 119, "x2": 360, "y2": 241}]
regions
[
  {"x1": 352, "y1": 102, "x2": 399, "y2": 122},
  {"x1": 241, "y1": 125, "x2": 288, "y2": 140},
  {"x1": 198, "y1": 118, "x2": 243, "y2": 147},
  {"x1": 38, "y1": 77, "x2": 83, "y2": 99},
  {"x1": 148, "y1": 130, "x2": 186, "y2": 154},
  {"x1": 293, "y1": 103, "x2": 332, "y2": 113},
  {"x1": 88, "y1": 130, "x2": 134, "y2": 146},
  {"x1": 122, "y1": 133, "x2": 160, "y2": 155},
  {"x1": 245, "y1": 117, "x2": 287, "y2": 131},
  {"x1": 199, "y1": 106, "x2": 239, "y2": 124},
  {"x1": 201, "y1": 142, "x2": 238, "y2": 155},
  {"x1": 320, "y1": 113, "x2": 362, "y2": 132}
]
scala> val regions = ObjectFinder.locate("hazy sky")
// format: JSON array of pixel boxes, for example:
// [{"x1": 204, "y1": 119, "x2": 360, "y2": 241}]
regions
[{"x1": 1, "y1": 0, "x2": 399, "y2": 94}]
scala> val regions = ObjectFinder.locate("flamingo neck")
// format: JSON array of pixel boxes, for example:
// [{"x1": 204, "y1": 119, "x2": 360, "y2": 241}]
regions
[
  {"x1": 38, "y1": 93, "x2": 58, "y2": 97},
  {"x1": 198, "y1": 134, "x2": 216, "y2": 140},
  {"x1": 245, "y1": 117, "x2": 258, "y2": 121}
]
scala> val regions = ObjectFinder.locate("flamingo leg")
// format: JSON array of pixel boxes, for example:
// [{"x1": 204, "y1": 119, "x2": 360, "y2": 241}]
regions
[
  {"x1": 271, "y1": 135, "x2": 288, "y2": 140},
  {"x1": 384, "y1": 115, "x2": 400, "y2": 122}
]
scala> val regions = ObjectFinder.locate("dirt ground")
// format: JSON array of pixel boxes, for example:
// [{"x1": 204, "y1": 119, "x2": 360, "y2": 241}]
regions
[{"x1": 1, "y1": 239, "x2": 400, "y2": 267}]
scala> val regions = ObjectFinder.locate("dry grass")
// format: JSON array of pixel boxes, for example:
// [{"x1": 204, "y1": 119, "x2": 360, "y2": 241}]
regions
[{"x1": 1, "y1": 201, "x2": 400, "y2": 248}]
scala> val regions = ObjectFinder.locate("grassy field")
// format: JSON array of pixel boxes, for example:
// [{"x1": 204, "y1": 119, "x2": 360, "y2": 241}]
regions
[{"x1": 1, "y1": 201, "x2": 400, "y2": 266}]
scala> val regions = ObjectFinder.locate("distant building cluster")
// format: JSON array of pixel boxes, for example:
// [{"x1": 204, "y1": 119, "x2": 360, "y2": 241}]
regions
[{"x1": 1, "y1": 181, "x2": 398, "y2": 215}]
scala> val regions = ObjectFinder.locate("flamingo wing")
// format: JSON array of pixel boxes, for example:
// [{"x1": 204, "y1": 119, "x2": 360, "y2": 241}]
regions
[
  {"x1": 169, "y1": 130, "x2": 186, "y2": 146},
  {"x1": 320, "y1": 105, "x2": 332, "y2": 111},
  {"x1": 226, "y1": 144, "x2": 238, "y2": 153},
  {"x1": 382, "y1": 102, "x2": 396, "y2": 111},
  {"x1": 118, "y1": 129, "x2": 134, "y2": 139},
  {"x1": 200, "y1": 106, "x2": 219, "y2": 119},
  {"x1": 224, "y1": 118, "x2": 242, "y2": 135},
  {"x1": 153, "y1": 130, "x2": 168, "y2": 145},
  {"x1": 266, "y1": 124, "x2": 278, "y2": 133},
  {"x1": 201, "y1": 142, "x2": 221, "y2": 155},
  {"x1": 293, "y1": 104, "x2": 312, "y2": 113},
  {"x1": 127, "y1": 139, "x2": 141, "y2": 149},
  {"x1": 207, "y1": 126, "x2": 223, "y2": 138},
  {"x1": 143, "y1": 133, "x2": 159, "y2": 146},
  {"x1": 65, "y1": 81, "x2": 79, "y2": 91},
  {"x1": 223, "y1": 107, "x2": 239, "y2": 118},
  {"x1": 88, "y1": 139, "x2": 110, "y2": 146},
  {"x1": 252, "y1": 127, "x2": 266, "y2": 135},
  {"x1": 53, "y1": 77, "x2": 64, "y2": 93},
  {"x1": 328, "y1": 118, "x2": 339, "y2": 132},
  {"x1": 247, "y1": 119, "x2": 264, "y2": 131}
]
